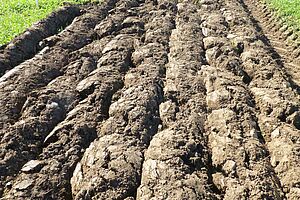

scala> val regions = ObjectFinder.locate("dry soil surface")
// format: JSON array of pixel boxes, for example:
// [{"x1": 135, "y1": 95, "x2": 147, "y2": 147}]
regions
[{"x1": 0, "y1": 0, "x2": 300, "y2": 199}]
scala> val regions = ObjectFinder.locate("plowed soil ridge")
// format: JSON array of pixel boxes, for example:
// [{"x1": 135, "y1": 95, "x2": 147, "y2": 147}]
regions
[
  {"x1": 0, "y1": 0, "x2": 300, "y2": 199},
  {"x1": 0, "y1": 5, "x2": 82, "y2": 77}
]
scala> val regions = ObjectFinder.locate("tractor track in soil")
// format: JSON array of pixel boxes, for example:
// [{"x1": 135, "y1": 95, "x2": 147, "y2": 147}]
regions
[{"x1": 0, "y1": 0, "x2": 299, "y2": 199}]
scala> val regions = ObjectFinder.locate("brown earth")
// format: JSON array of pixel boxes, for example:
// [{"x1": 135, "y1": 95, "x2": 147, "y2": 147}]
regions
[{"x1": 0, "y1": 0, "x2": 300, "y2": 199}]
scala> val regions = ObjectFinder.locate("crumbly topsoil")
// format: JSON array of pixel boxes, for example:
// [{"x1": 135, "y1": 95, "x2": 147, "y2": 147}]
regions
[{"x1": 0, "y1": 0, "x2": 299, "y2": 199}]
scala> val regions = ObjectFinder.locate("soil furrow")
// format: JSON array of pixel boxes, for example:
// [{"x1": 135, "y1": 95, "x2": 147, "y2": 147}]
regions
[
  {"x1": 243, "y1": 0, "x2": 300, "y2": 87},
  {"x1": 222, "y1": 0, "x2": 300, "y2": 198},
  {"x1": 240, "y1": 0, "x2": 300, "y2": 85},
  {"x1": 0, "y1": 0, "x2": 143, "y2": 184},
  {"x1": 137, "y1": 2, "x2": 221, "y2": 199},
  {"x1": 0, "y1": 1, "x2": 121, "y2": 198},
  {"x1": 201, "y1": 65, "x2": 283, "y2": 199},
  {"x1": 195, "y1": 1, "x2": 283, "y2": 199},
  {"x1": 1, "y1": 0, "x2": 300, "y2": 199},
  {"x1": 0, "y1": 1, "x2": 116, "y2": 133},
  {"x1": 1, "y1": 28, "x2": 135, "y2": 199},
  {"x1": 1, "y1": 1, "x2": 148, "y2": 198},
  {"x1": 0, "y1": 5, "x2": 81, "y2": 77},
  {"x1": 70, "y1": 0, "x2": 175, "y2": 199},
  {"x1": 0, "y1": 36, "x2": 111, "y2": 198}
]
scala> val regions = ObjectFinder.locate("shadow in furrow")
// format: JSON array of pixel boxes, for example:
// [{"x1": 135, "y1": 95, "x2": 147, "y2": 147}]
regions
[
  {"x1": 238, "y1": 0, "x2": 300, "y2": 95},
  {"x1": 0, "y1": 1, "x2": 122, "y2": 199}
]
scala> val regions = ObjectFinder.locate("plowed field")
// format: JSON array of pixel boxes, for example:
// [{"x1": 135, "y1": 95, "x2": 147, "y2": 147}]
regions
[{"x1": 0, "y1": 0, "x2": 300, "y2": 199}]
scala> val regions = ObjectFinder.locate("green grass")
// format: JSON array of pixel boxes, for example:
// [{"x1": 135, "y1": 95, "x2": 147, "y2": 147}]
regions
[
  {"x1": 0, "y1": 0, "x2": 91, "y2": 46},
  {"x1": 265, "y1": 0, "x2": 300, "y2": 30}
]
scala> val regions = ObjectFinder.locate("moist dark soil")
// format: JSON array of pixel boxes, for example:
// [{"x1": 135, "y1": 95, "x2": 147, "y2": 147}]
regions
[{"x1": 0, "y1": 0, "x2": 300, "y2": 199}]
